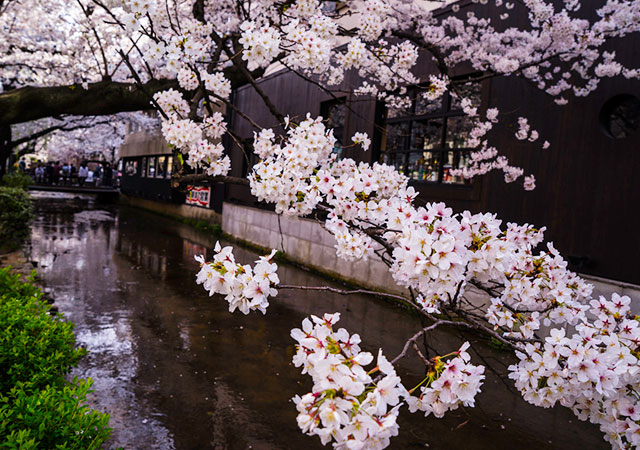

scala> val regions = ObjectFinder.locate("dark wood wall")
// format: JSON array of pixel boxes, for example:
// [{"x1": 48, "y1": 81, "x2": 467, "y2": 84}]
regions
[{"x1": 225, "y1": 5, "x2": 640, "y2": 285}]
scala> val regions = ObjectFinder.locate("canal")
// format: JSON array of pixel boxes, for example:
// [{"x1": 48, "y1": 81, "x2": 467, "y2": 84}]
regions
[{"x1": 26, "y1": 192, "x2": 606, "y2": 450}]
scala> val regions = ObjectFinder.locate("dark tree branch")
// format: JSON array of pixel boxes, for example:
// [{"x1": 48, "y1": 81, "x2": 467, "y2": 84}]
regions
[
  {"x1": 0, "y1": 79, "x2": 178, "y2": 126},
  {"x1": 9, "y1": 118, "x2": 115, "y2": 150}
]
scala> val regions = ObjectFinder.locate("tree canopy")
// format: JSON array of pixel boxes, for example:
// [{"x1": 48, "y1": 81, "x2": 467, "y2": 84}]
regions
[{"x1": 2, "y1": 1, "x2": 640, "y2": 449}]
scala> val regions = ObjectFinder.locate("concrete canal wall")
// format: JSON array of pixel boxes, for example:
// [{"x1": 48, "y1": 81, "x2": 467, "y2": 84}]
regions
[
  {"x1": 221, "y1": 202, "x2": 403, "y2": 294},
  {"x1": 120, "y1": 196, "x2": 640, "y2": 304},
  {"x1": 221, "y1": 202, "x2": 640, "y2": 305},
  {"x1": 120, "y1": 194, "x2": 222, "y2": 225}
]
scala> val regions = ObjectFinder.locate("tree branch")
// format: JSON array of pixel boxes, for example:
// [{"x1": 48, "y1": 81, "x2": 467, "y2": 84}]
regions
[{"x1": 0, "y1": 79, "x2": 178, "y2": 126}]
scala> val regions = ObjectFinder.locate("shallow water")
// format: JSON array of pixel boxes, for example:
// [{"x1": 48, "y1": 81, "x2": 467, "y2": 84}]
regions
[{"x1": 27, "y1": 192, "x2": 607, "y2": 450}]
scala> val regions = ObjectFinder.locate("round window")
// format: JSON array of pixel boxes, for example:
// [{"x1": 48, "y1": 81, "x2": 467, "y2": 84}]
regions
[{"x1": 599, "y1": 94, "x2": 640, "y2": 139}]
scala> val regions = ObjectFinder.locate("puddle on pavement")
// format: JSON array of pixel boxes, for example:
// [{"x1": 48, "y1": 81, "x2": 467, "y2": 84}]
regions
[{"x1": 27, "y1": 192, "x2": 608, "y2": 450}]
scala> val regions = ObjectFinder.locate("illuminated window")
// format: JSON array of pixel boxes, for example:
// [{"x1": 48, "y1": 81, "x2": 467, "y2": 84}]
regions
[
  {"x1": 147, "y1": 157, "x2": 156, "y2": 178},
  {"x1": 166, "y1": 156, "x2": 174, "y2": 179},
  {"x1": 156, "y1": 156, "x2": 166, "y2": 178}
]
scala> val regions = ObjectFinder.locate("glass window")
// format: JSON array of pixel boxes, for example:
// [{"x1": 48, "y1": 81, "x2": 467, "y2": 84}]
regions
[
  {"x1": 442, "y1": 151, "x2": 471, "y2": 184},
  {"x1": 321, "y1": 98, "x2": 347, "y2": 157},
  {"x1": 450, "y1": 82, "x2": 483, "y2": 110},
  {"x1": 408, "y1": 151, "x2": 440, "y2": 182},
  {"x1": 411, "y1": 120, "x2": 444, "y2": 151},
  {"x1": 125, "y1": 159, "x2": 138, "y2": 176},
  {"x1": 599, "y1": 94, "x2": 640, "y2": 139},
  {"x1": 156, "y1": 156, "x2": 166, "y2": 178},
  {"x1": 382, "y1": 122, "x2": 410, "y2": 153},
  {"x1": 445, "y1": 116, "x2": 475, "y2": 148},
  {"x1": 140, "y1": 157, "x2": 147, "y2": 178},
  {"x1": 147, "y1": 157, "x2": 156, "y2": 178},
  {"x1": 380, "y1": 80, "x2": 481, "y2": 186},
  {"x1": 415, "y1": 92, "x2": 443, "y2": 116},
  {"x1": 385, "y1": 152, "x2": 406, "y2": 175},
  {"x1": 166, "y1": 156, "x2": 173, "y2": 178}
]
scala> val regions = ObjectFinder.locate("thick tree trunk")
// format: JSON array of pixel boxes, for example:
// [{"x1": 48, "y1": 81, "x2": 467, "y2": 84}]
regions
[
  {"x1": 0, "y1": 124, "x2": 12, "y2": 178},
  {"x1": 0, "y1": 79, "x2": 179, "y2": 126},
  {"x1": 0, "y1": 65, "x2": 267, "y2": 126}
]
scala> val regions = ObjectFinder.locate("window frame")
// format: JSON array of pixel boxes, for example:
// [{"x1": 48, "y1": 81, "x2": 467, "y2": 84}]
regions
[
  {"x1": 147, "y1": 156, "x2": 156, "y2": 178},
  {"x1": 320, "y1": 97, "x2": 348, "y2": 158},
  {"x1": 156, "y1": 156, "x2": 166, "y2": 178},
  {"x1": 383, "y1": 88, "x2": 477, "y2": 187}
]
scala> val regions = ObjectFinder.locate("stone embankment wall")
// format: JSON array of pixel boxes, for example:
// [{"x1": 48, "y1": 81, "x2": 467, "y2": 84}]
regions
[
  {"x1": 222, "y1": 202, "x2": 640, "y2": 307},
  {"x1": 222, "y1": 202, "x2": 402, "y2": 294},
  {"x1": 121, "y1": 194, "x2": 222, "y2": 224}
]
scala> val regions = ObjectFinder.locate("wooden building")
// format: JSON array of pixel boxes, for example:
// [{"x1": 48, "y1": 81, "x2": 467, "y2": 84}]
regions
[{"x1": 222, "y1": 4, "x2": 640, "y2": 285}]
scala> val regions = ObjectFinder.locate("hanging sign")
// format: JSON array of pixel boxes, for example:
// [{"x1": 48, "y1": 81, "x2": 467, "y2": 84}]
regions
[{"x1": 186, "y1": 185, "x2": 211, "y2": 207}]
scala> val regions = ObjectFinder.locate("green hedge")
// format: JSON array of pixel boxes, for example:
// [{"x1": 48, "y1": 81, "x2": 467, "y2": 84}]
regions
[
  {"x1": 0, "y1": 187, "x2": 33, "y2": 251},
  {"x1": 1, "y1": 171, "x2": 33, "y2": 189},
  {"x1": 0, "y1": 268, "x2": 112, "y2": 449}
]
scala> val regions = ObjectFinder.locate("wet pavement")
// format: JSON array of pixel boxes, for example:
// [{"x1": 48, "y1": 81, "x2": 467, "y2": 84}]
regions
[{"x1": 26, "y1": 192, "x2": 608, "y2": 450}]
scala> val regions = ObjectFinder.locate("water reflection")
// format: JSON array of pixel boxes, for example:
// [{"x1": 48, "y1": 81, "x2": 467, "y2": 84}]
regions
[{"x1": 28, "y1": 193, "x2": 607, "y2": 450}]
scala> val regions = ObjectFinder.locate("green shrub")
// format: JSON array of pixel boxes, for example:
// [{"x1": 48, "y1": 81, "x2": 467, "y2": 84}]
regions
[
  {"x1": 0, "y1": 269, "x2": 112, "y2": 448},
  {"x1": 0, "y1": 269, "x2": 40, "y2": 301},
  {"x1": 0, "y1": 379, "x2": 111, "y2": 450},
  {"x1": 1, "y1": 171, "x2": 33, "y2": 189},
  {"x1": 0, "y1": 270, "x2": 85, "y2": 394},
  {"x1": 0, "y1": 187, "x2": 33, "y2": 250}
]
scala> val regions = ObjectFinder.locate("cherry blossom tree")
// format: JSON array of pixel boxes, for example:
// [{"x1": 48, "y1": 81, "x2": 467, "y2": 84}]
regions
[
  {"x1": 2, "y1": 113, "x2": 156, "y2": 176},
  {"x1": 8, "y1": 113, "x2": 157, "y2": 163},
  {"x1": 2, "y1": 1, "x2": 640, "y2": 448}
]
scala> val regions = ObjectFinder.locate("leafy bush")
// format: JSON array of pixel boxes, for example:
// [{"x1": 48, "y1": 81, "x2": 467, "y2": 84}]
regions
[
  {"x1": 0, "y1": 187, "x2": 33, "y2": 251},
  {"x1": 1, "y1": 171, "x2": 33, "y2": 189},
  {"x1": 0, "y1": 379, "x2": 111, "y2": 450},
  {"x1": 0, "y1": 268, "x2": 112, "y2": 448},
  {"x1": 0, "y1": 270, "x2": 85, "y2": 393}
]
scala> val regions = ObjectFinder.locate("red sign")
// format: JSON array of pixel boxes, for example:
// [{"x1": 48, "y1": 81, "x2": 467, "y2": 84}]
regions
[{"x1": 186, "y1": 185, "x2": 211, "y2": 207}]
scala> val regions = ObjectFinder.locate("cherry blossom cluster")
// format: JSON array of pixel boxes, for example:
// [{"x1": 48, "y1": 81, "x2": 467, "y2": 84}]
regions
[
  {"x1": 153, "y1": 84, "x2": 231, "y2": 175},
  {"x1": 424, "y1": 75, "x2": 449, "y2": 101},
  {"x1": 449, "y1": 106, "x2": 541, "y2": 189},
  {"x1": 195, "y1": 242, "x2": 279, "y2": 315},
  {"x1": 407, "y1": 342, "x2": 485, "y2": 418},
  {"x1": 515, "y1": 117, "x2": 539, "y2": 142},
  {"x1": 3, "y1": 0, "x2": 638, "y2": 175},
  {"x1": 249, "y1": 116, "x2": 337, "y2": 216},
  {"x1": 5, "y1": 1, "x2": 640, "y2": 448},
  {"x1": 282, "y1": 17, "x2": 337, "y2": 78},
  {"x1": 291, "y1": 313, "x2": 408, "y2": 449},
  {"x1": 240, "y1": 105, "x2": 640, "y2": 447},
  {"x1": 239, "y1": 21, "x2": 282, "y2": 71},
  {"x1": 508, "y1": 294, "x2": 640, "y2": 450}
]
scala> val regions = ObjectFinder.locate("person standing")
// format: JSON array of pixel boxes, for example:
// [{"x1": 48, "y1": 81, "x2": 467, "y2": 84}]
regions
[
  {"x1": 70, "y1": 163, "x2": 77, "y2": 185},
  {"x1": 35, "y1": 165, "x2": 44, "y2": 184},
  {"x1": 104, "y1": 163, "x2": 113, "y2": 187},
  {"x1": 95, "y1": 164, "x2": 102, "y2": 186},
  {"x1": 85, "y1": 168, "x2": 95, "y2": 186},
  {"x1": 52, "y1": 161, "x2": 61, "y2": 185},
  {"x1": 61, "y1": 162, "x2": 70, "y2": 185},
  {"x1": 78, "y1": 163, "x2": 88, "y2": 186},
  {"x1": 45, "y1": 162, "x2": 53, "y2": 184}
]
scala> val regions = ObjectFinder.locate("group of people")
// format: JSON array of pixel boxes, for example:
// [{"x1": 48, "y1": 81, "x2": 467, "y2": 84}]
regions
[{"x1": 28, "y1": 160, "x2": 116, "y2": 187}]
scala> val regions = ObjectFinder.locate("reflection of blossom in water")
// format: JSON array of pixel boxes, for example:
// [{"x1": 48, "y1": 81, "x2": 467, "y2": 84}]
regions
[
  {"x1": 77, "y1": 324, "x2": 132, "y2": 353},
  {"x1": 74, "y1": 210, "x2": 115, "y2": 223},
  {"x1": 178, "y1": 322, "x2": 191, "y2": 351}
]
